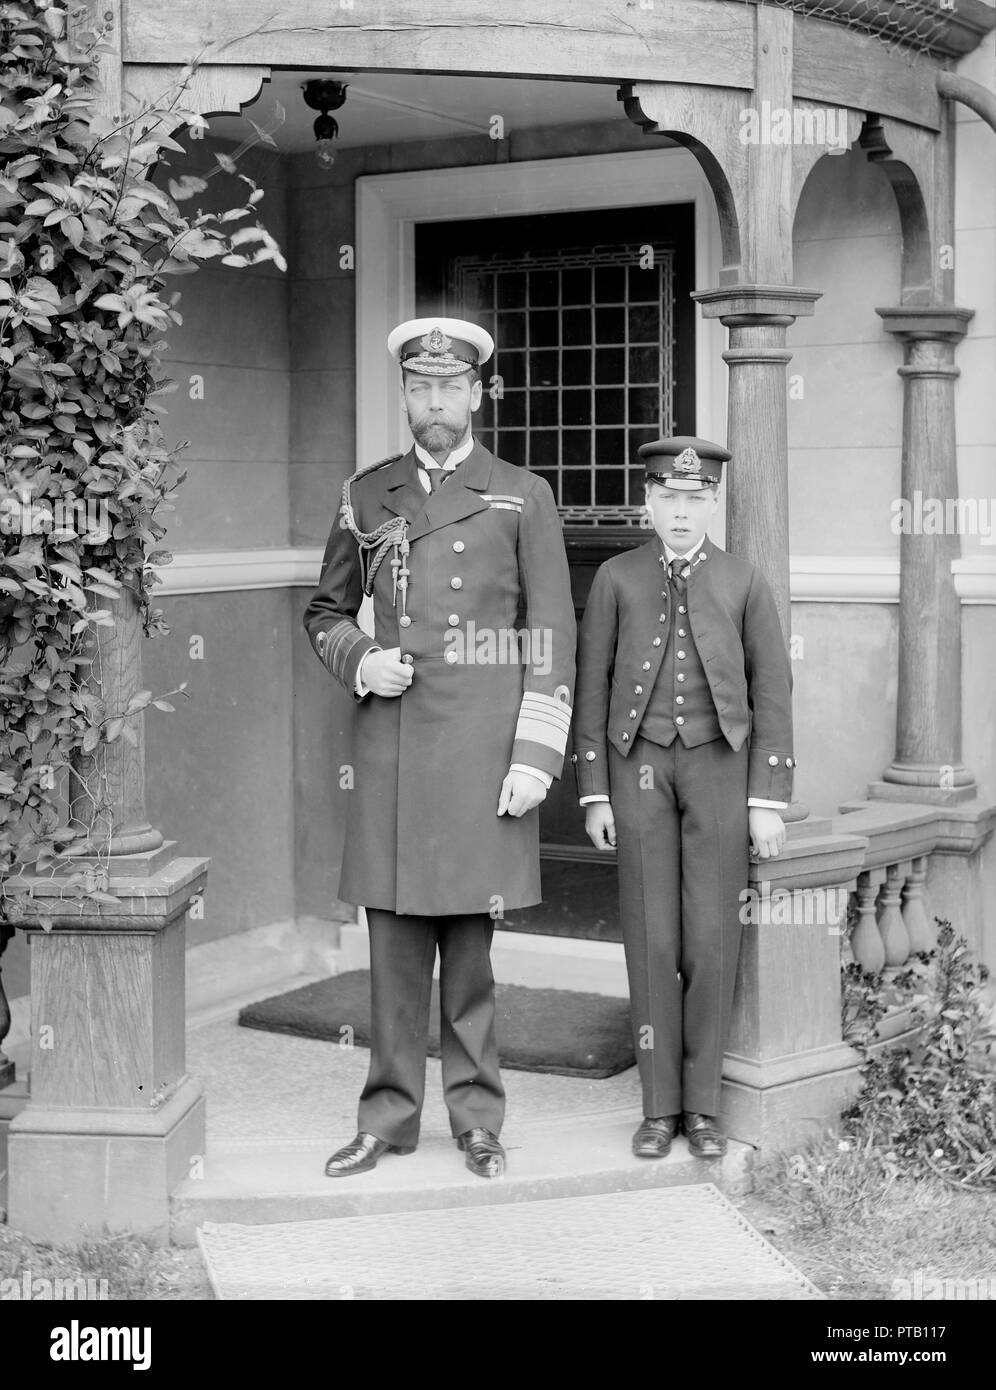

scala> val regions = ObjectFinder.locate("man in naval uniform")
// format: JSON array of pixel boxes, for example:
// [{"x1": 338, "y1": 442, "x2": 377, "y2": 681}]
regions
[
  {"x1": 573, "y1": 437, "x2": 793, "y2": 1159},
  {"x1": 303, "y1": 318, "x2": 576, "y2": 1179}
]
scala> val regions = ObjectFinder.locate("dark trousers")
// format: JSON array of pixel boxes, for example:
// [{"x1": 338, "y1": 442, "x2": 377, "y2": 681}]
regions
[
  {"x1": 609, "y1": 734, "x2": 749, "y2": 1117},
  {"x1": 356, "y1": 909, "x2": 506, "y2": 1148}
]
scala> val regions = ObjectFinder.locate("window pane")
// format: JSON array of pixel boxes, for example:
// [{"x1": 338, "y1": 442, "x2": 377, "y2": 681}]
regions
[
  {"x1": 529, "y1": 270, "x2": 559, "y2": 306},
  {"x1": 595, "y1": 429, "x2": 626, "y2": 465},
  {"x1": 628, "y1": 305, "x2": 658, "y2": 343},
  {"x1": 562, "y1": 390, "x2": 592, "y2": 427},
  {"x1": 530, "y1": 392, "x2": 559, "y2": 428},
  {"x1": 627, "y1": 264, "x2": 657, "y2": 303},
  {"x1": 530, "y1": 311, "x2": 559, "y2": 348},
  {"x1": 594, "y1": 347, "x2": 624, "y2": 383},
  {"x1": 595, "y1": 468, "x2": 625, "y2": 506},
  {"x1": 629, "y1": 346, "x2": 659, "y2": 383},
  {"x1": 497, "y1": 272, "x2": 526, "y2": 309},
  {"x1": 595, "y1": 306, "x2": 625, "y2": 343},
  {"x1": 499, "y1": 391, "x2": 526, "y2": 427},
  {"x1": 594, "y1": 266, "x2": 626, "y2": 303},
  {"x1": 498, "y1": 351, "x2": 525, "y2": 388},
  {"x1": 497, "y1": 431, "x2": 526, "y2": 466},
  {"x1": 562, "y1": 309, "x2": 592, "y2": 346},
  {"x1": 529, "y1": 350, "x2": 558, "y2": 387},
  {"x1": 595, "y1": 388, "x2": 624, "y2": 425},
  {"x1": 628, "y1": 387, "x2": 660, "y2": 425},
  {"x1": 530, "y1": 432, "x2": 559, "y2": 469},
  {"x1": 561, "y1": 469, "x2": 592, "y2": 506},
  {"x1": 561, "y1": 269, "x2": 590, "y2": 306},
  {"x1": 562, "y1": 431, "x2": 590, "y2": 468},
  {"x1": 497, "y1": 311, "x2": 526, "y2": 349},
  {"x1": 562, "y1": 350, "x2": 591, "y2": 386}
]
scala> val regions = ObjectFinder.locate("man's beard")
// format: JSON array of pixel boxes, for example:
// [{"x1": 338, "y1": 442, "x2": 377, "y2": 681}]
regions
[{"x1": 409, "y1": 409, "x2": 468, "y2": 454}]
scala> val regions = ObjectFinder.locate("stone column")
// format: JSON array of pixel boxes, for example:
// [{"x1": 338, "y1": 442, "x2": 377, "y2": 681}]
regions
[
  {"x1": 7, "y1": 586, "x2": 209, "y2": 1244},
  {"x1": 872, "y1": 306, "x2": 976, "y2": 804}
]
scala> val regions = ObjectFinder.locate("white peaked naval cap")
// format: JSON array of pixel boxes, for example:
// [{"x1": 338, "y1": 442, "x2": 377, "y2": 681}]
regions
[{"x1": 388, "y1": 317, "x2": 495, "y2": 375}]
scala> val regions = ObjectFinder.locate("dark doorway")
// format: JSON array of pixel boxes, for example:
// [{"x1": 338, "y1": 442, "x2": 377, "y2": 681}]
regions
[{"x1": 416, "y1": 204, "x2": 696, "y2": 940}]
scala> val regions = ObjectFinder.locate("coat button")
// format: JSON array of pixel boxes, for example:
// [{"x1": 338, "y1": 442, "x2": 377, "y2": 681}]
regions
[
  {"x1": 678, "y1": 605, "x2": 687, "y2": 614},
  {"x1": 768, "y1": 755, "x2": 778, "y2": 766},
  {"x1": 585, "y1": 751, "x2": 596, "y2": 761},
  {"x1": 677, "y1": 650, "x2": 686, "y2": 660},
  {"x1": 786, "y1": 757, "x2": 794, "y2": 767},
  {"x1": 652, "y1": 638, "x2": 661, "y2": 647},
  {"x1": 628, "y1": 709, "x2": 637, "y2": 719},
  {"x1": 452, "y1": 540, "x2": 465, "y2": 553},
  {"x1": 675, "y1": 716, "x2": 685, "y2": 726},
  {"x1": 402, "y1": 654, "x2": 414, "y2": 665},
  {"x1": 445, "y1": 650, "x2": 458, "y2": 665},
  {"x1": 572, "y1": 753, "x2": 578, "y2": 763},
  {"x1": 621, "y1": 732, "x2": 630, "y2": 742},
  {"x1": 642, "y1": 661, "x2": 651, "y2": 671},
  {"x1": 399, "y1": 614, "x2": 412, "y2": 628},
  {"x1": 450, "y1": 577, "x2": 462, "y2": 589},
  {"x1": 448, "y1": 613, "x2": 459, "y2": 626},
  {"x1": 677, "y1": 674, "x2": 685, "y2": 683},
  {"x1": 677, "y1": 629, "x2": 686, "y2": 638},
  {"x1": 675, "y1": 695, "x2": 685, "y2": 705},
  {"x1": 634, "y1": 685, "x2": 643, "y2": 696},
  {"x1": 659, "y1": 613, "x2": 666, "y2": 623}
]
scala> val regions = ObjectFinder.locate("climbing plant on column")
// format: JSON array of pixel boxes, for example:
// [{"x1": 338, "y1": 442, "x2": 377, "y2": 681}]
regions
[{"x1": 0, "y1": 1, "x2": 285, "y2": 921}]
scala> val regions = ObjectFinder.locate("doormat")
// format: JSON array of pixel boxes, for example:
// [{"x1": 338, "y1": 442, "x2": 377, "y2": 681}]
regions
[
  {"x1": 197, "y1": 1183, "x2": 826, "y2": 1300},
  {"x1": 238, "y1": 971, "x2": 635, "y2": 1078}
]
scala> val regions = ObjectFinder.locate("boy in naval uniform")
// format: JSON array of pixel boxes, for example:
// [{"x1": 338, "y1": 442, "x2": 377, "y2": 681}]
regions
[{"x1": 572, "y1": 437, "x2": 793, "y2": 1158}]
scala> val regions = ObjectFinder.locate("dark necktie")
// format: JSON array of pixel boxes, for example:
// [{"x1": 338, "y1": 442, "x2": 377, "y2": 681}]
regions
[
  {"x1": 669, "y1": 557, "x2": 689, "y2": 597},
  {"x1": 427, "y1": 468, "x2": 451, "y2": 493}
]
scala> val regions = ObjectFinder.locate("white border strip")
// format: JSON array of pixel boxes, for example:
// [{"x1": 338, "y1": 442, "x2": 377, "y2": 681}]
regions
[{"x1": 151, "y1": 549, "x2": 996, "y2": 604}]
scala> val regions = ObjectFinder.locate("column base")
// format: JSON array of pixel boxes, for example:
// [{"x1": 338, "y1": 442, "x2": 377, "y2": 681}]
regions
[
  {"x1": 8, "y1": 1074, "x2": 205, "y2": 1245},
  {"x1": 721, "y1": 1044, "x2": 862, "y2": 1150},
  {"x1": 874, "y1": 766, "x2": 977, "y2": 805}
]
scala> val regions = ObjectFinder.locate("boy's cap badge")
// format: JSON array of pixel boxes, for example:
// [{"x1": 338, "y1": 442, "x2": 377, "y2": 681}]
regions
[{"x1": 674, "y1": 447, "x2": 701, "y2": 474}]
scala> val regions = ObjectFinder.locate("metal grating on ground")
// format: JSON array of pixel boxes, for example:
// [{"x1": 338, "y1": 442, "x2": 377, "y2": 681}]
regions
[{"x1": 197, "y1": 1183, "x2": 824, "y2": 1300}]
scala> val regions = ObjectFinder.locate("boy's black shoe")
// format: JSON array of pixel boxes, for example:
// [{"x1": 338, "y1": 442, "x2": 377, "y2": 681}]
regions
[
  {"x1": 682, "y1": 1112, "x2": 727, "y2": 1158},
  {"x1": 632, "y1": 1114, "x2": 681, "y2": 1158},
  {"x1": 324, "y1": 1131, "x2": 416, "y2": 1177}
]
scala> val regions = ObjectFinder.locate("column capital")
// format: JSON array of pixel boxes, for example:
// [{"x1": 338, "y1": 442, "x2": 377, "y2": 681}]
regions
[
  {"x1": 693, "y1": 285, "x2": 823, "y2": 323},
  {"x1": 876, "y1": 306, "x2": 975, "y2": 341}
]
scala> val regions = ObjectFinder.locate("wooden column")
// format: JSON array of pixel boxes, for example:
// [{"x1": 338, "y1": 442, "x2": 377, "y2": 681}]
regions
[
  {"x1": 871, "y1": 307, "x2": 976, "y2": 803},
  {"x1": 692, "y1": 286, "x2": 821, "y2": 632}
]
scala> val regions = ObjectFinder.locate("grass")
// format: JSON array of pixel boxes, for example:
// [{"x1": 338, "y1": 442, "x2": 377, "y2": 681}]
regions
[
  {"x1": 737, "y1": 1131, "x2": 996, "y2": 1300},
  {"x1": 0, "y1": 1224, "x2": 213, "y2": 1301}
]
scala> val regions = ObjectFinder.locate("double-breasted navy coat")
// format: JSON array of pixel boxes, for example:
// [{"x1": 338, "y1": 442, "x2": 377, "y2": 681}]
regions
[{"x1": 303, "y1": 442, "x2": 577, "y2": 918}]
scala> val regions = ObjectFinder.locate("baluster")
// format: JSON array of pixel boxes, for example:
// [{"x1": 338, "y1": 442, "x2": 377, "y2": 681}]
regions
[
  {"x1": 851, "y1": 871, "x2": 885, "y2": 971},
  {"x1": 877, "y1": 862, "x2": 910, "y2": 967},
  {"x1": 901, "y1": 856, "x2": 934, "y2": 954},
  {"x1": 0, "y1": 924, "x2": 15, "y2": 1089}
]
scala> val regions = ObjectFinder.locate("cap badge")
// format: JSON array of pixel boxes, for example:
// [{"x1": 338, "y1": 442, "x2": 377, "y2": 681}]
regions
[
  {"x1": 674, "y1": 447, "x2": 701, "y2": 474},
  {"x1": 421, "y1": 327, "x2": 452, "y2": 355}
]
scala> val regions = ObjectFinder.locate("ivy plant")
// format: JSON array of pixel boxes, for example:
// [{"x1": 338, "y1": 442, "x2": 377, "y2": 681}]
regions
[{"x1": 0, "y1": 1, "x2": 285, "y2": 921}]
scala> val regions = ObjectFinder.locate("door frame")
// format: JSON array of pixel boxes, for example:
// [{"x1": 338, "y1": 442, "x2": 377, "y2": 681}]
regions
[{"x1": 355, "y1": 148, "x2": 727, "y2": 486}]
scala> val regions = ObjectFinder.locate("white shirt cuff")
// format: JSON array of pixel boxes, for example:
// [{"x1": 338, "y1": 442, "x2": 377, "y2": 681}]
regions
[
  {"x1": 509, "y1": 764, "x2": 553, "y2": 789},
  {"x1": 748, "y1": 799, "x2": 788, "y2": 809},
  {"x1": 580, "y1": 794, "x2": 610, "y2": 806}
]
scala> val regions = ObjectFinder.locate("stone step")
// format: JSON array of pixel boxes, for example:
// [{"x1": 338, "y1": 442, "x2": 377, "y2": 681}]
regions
[{"x1": 170, "y1": 1112, "x2": 752, "y2": 1246}]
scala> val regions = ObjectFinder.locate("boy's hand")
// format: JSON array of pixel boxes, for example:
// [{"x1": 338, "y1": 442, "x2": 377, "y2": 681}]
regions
[
  {"x1": 585, "y1": 802, "x2": 617, "y2": 850},
  {"x1": 749, "y1": 807, "x2": 786, "y2": 859},
  {"x1": 497, "y1": 770, "x2": 547, "y2": 817},
  {"x1": 362, "y1": 647, "x2": 414, "y2": 697}
]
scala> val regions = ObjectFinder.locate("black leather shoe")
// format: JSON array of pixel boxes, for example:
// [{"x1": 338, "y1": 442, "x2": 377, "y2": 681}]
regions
[
  {"x1": 324, "y1": 1131, "x2": 415, "y2": 1178},
  {"x1": 682, "y1": 1112, "x2": 727, "y2": 1158},
  {"x1": 632, "y1": 1115, "x2": 681, "y2": 1159},
  {"x1": 457, "y1": 1127, "x2": 505, "y2": 1179}
]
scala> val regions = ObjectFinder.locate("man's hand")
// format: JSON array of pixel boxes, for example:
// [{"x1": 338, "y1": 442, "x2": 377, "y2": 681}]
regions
[
  {"x1": 749, "y1": 807, "x2": 786, "y2": 859},
  {"x1": 497, "y1": 770, "x2": 547, "y2": 818},
  {"x1": 360, "y1": 647, "x2": 414, "y2": 698},
  {"x1": 585, "y1": 802, "x2": 617, "y2": 850}
]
